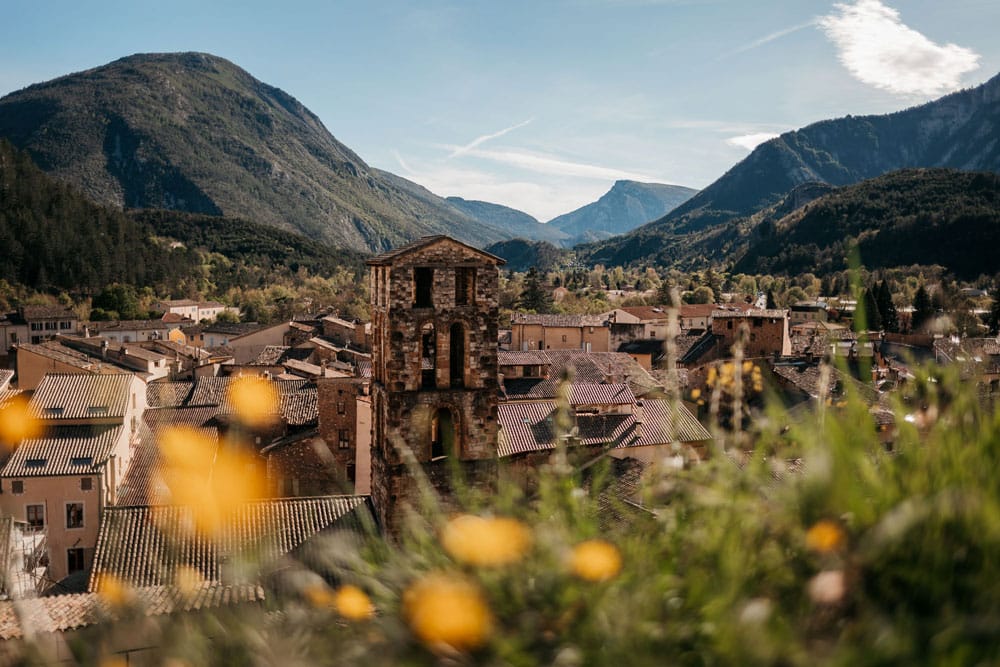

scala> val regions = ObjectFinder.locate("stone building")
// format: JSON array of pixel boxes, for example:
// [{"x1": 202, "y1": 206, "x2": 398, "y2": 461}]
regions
[
  {"x1": 366, "y1": 237, "x2": 504, "y2": 532},
  {"x1": 711, "y1": 309, "x2": 792, "y2": 359}
]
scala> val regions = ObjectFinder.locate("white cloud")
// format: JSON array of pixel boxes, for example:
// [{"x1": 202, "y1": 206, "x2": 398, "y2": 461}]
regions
[
  {"x1": 819, "y1": 0, "x2": 980, "y2": 96},
  {"x1": 453, "y1": 146, "x2": 655, "y2": 182},
  {"x1": 390, "y1": 152, "x2": 616, "y2": 221},
  {"x1": 726, "y1": 132, "x2": 780, "y2": 151},
  {"x1": 449, "y1": 119, "x2": 533, "y2": 158}
]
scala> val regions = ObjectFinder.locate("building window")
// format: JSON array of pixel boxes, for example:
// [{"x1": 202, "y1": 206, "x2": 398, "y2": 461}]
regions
[
  {"x1": 66, "y1": 503, "x2": 84, "y2": 529},
  {"x1": 30, "y1": 323, "x2": 42, "y2": 332},
  {"x1": 67, "y1": 548, "x2": 85, "y2": 575},
  {"x1": 339, "y1": 429, "x2": 351, "y2": 449},
  {"x1": 26, "y1": 504, "x2": 44, "y2": 529},
  {"x1": 44, "y1": 322, "x2": 56, "y2": 331},
  {"x1": 421, "y1": 322, "x2": 437, "y2": 389},
  {"x1": 60, "y1": 321, "x2": 72, "y2": 330},
  {"x1": 81, "y1": 477, "x2": 93, "y2": 491},
  {"x1": 449, "y1": 322, "x2": 465, "y2": 388},
  {"x1": 11, "y1": 480, "x2": 24, "y2": 494},
  {"x1": 561, "y1": 334, "x2": 568, "y2": 342},
  {"x1": 431, "y1": 408, "x2": 456, "y2": 460},
  {"x1": 455, "y1": 268, "x2": 475, "y2": 306},
  {"x1": 414, "y1": 267, "x2": 434, "y2": 308},
  {"x1": 337, "y1": 401, "x2": 346, "y2": 415}
]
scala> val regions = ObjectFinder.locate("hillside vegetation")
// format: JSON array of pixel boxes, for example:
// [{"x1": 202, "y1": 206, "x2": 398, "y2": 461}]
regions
[
  {"x1": 0, "y1": 52, "x2": 506, "y2": 252},
  {"x1": 734, "y1": 169, "x2": 1000, "y2": 279}
]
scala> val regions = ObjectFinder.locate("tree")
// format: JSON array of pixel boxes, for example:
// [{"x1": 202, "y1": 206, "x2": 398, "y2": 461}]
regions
[
  {"x1": 988, "y1": 297, "x2": 1000, "y2": 335},
  {"x1": 92, "y1": 283, "x2": 143, "y2": 320},
  {"x1": 861, "y1": 287, "x2": 882, "y2": 332},
  {"x1": 656, "y1": 278, "x2": 678, "y2": 307},
  {"x1": 766, "y1": 289, "x2": 777, "y2": 310},
  {"x1": 876, "y1": 280, "x2": 899, "y2": 333},
  {"x1": 517, "y1": 268, "x2": 553, "y2": 313},
  {"x1": 912, "y1": 285, "x2": 934, "y2": 331}
]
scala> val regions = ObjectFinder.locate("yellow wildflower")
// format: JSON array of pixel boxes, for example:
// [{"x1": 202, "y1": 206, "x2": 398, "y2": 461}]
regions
[
  {"x1": 742, "y1": 360, "x2": 754, "y2": 374},
  {"x1": 0, "y1": 395, "x2": 43, "y2": 446},
  {"x1": 97, "y1": 575, "x2": 134, "y2": 608},
  {"x1": 175, "y1": 565, "x2": 204, "y2": 597},
  {"x1": 441, "y1": 515, "x2": 532, "y2": 567},
  {"x1": 404, "y1": 573, "x2": 493, "y2": 651},
  {"x1": 156, "y1": 426, "x2": 266, "y2": 537},
  {"x1": 333, "y1": 585, "x2": 375, "y2": 620},
  {"x1": 806, "y1": 520, "x2": 846, "y2": 553},
  {"x1": 570, "y1": 539, "x2": 622, "y2": 582},
  {"x1": 225, "y1": 375, "x2": 279, "y2": 428},
  {"x1": 690, "y1": 388, "x2": 701, "y2": 400},
  {"x1": 706, "y1": 367, "x2": 717, "y2": 387}
]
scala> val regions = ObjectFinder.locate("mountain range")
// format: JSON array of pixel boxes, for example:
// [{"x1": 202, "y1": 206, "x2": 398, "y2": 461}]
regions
[
  {"x1": 584, "y1": 72, "x2": 1000, "y2": 268},
  {"x1": 0, "y1": 52, "x2": 698, "y2": 255}
]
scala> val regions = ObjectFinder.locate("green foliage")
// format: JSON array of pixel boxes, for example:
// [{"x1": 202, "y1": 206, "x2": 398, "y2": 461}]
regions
[
  {"x1": 91, "y1": 284, "x2": 145, "y2": 321},
  {"x1": 12, "y1": 365, "x2": 1000, "y2": 665},
  {"x1": 516, "y1": 267, "x2": 554, "y2": 313}
]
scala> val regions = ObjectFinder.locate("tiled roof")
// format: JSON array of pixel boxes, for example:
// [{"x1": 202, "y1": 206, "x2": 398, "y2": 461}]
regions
[
  {"x1": 0, "y1": 369, "x2": 14, "y2": 390},
  {"x1": 15, "y1": 343, "x2": 130, "y2": 374},
  {"x1": 60, "y1": 335, "x2": 169, "y2": 363},
  {"x1": 511, "y1": 313, "x2": 608, "y2": 327},
  {"x1": 202, "y1": 322, "x2": 269, "y2": 337},
  {"x1": 0, "y1": 389, "x2": 21, "y2": 408},
  {"x1": 84, "y1": 319, "x2": 172, "y2": 332},
  {"x1": 29, "y1": 374, "x2": 133, "y2": 420},
  {"x1": 712, "y1": 309, "x2": 787, "y2": 319},
  {"x1": 280, "y1": 390, "x2": 319, "y2": 426},
  {"x1": 251, "y1": 345, "x2": 291, "y2": 365},
  {"x1": 570, "y1": 383, "x2": 635, "y2": 406},
  {"x1": 159, "y1": 299, "x2": 199, "y2": 307},
  {"x1": 1, "y1": 425, "x2": 122, "y2": 477},
  {"x1": 89, "y1": 496, "x2": 371, "y2": 589},
  {"x1": 498, "y1": 350, "x2": 551, "y2": 367},
  {"x1": 20, "y1": 305, "x2": 76, "y2": 321},
  {"x1": 501, "y1": 352, "x2": 661, "y2": 400},
  {"x1": 771, "y1": 363, "x2": 878, "y2": 404},
  {"x1": 188, "y1": 377, "x2": 308, "y2": 407},
  {"x1": 118, "y1": 410, "x2": 219, "y2": 506},
  {"x1": 0, "y1": 584, "x2": 265, "y2": 639},
  {"x1": 497, "y1": 399, "x2": 710, "y2": 457},
  {"x1": 321, "y1": 315, "x2": 357, "y2": 329},
  {"x1": 618, "y1": 339, "x2": 667, "y2": 356},
  {"x1": 146, "y1": 382, "x2": 194, "y2": 408},
  {"x1": 366, "y1": 235, "x2": 505, "y2": 266},
  {"x1": 356, "y1": 359, "x2": 372, "y2": 379},
  {"x1": 620, "y1": 306, "x2": 672, "y2": 321},
  {"x1": 161, "y1": 312, "x2": 195, "y2": 324}
]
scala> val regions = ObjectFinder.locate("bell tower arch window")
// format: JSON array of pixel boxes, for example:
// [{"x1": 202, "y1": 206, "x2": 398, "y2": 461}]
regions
[
  {"x1": 421, "y1": 322, "x2": 437, "y2": 389},
  {"x1": 414, "y1": 267, "x2": 433, "y2": 308},
  {"x1": 431, "y1": 408, "x2": 456, "y2": 460},
  {"x1": 449, "y1": 322, "x2": 465, "y2": 388}
]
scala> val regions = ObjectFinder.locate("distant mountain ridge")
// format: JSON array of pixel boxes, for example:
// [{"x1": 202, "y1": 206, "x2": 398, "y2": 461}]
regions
[
  {"x1": 548, "y1": 180, "x2": 697, "y2": 243},
  {"x1": 445, "y1": 197, "x2": 570, "y2": 244},
  {"x1": 0, "y1": 52, "x2": 507, "y2": 253},
  {"x1": 584, "y1": 72, "x2": 1000, "y2": 267}
]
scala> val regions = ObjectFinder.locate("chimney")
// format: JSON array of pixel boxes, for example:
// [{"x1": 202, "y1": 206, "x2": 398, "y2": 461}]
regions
[{"x1": 634, "y1": 399, "x2": 645, "y2": 424}]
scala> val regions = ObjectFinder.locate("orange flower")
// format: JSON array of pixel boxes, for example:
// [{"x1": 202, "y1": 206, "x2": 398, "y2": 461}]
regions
[
  {"x1": 225, "y1": 376, "x2": 279, "y2": 428},
  {"x1": 404, "y1": 573, "x2": 493, "y2": 651},
  {"x1": 569, "y1": 539, "x2": 622, "y2": 582},
  {"x1": 806, "y1": 520, "x2": 846, "y2": 553},
  {"x1": 441, "y1": 515, "x2": 532, "y2": 567},
  {"x1": 96, "y1": 575, "x2": 135, "y2": 608},
  {"x1": 0, "y1": 395, "x2": 43, "y2": 446},
  {"x1": 333, "y1": 585, "x2": 375, "y2": 620}
]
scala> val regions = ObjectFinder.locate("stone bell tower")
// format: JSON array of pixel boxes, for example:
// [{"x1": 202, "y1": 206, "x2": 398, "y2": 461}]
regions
[{"x1": 366, "y1": 236, "x2": 504, "y2": 532}]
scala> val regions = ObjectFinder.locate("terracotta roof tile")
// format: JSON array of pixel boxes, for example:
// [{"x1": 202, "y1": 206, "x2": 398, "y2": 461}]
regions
[
  {"x1": 89, "y1": 496, "x2": 371, "y2": 590},
  {"x1": 498, "y1": 351, "x2": 551, "y2": 367},
  {"x1": 0, "y1": 583, "x2": 266, "y2": 639},
  {"x1": 1, "y1": 425, "x2": 122, "y2": 477},
  {"x1": 28, "y1": 374, "x2": 133, "y2": 420},
  {"x1": 146, "y1": 382, "x2": 193, "y2": 408},
  {"x1": 511, "y1": 313, "x2": 608, "y2": 327},
  {"x1": 366, "y1": 235, "x2": 505, "y2": 266}
]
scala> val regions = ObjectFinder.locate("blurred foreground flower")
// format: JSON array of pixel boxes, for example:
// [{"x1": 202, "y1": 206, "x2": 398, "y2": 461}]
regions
[
  {"x1": 156, "y1": 426, "x2": 266, "y2": 537},
  {"x1": 304, "y1": 583, "x2": 374, "y2": 620},
  {"x1": 97, "y1": 575, "x2": 135, "y2": 608},
  {"x1": 0, "y1": 395, "x2": 43, "y2": 445},
  {"x1": 441, "y1": 514, "x2": 532, "y2": 567},
  {"x1": 806, "y1": 520, "x2": 846, "y2": 554},
  {"x1": 808, "y1": 570, "x2": 846, "y2": 605},
  {"x1": 570, "y1": 539, "x2": 622, "y2": 582},
  {"x1": 404, "y1": 573, "x2": 493, "y2": 651},
  {"x1": 226, "y1": 375, "x2": 279, "y2": 428}
]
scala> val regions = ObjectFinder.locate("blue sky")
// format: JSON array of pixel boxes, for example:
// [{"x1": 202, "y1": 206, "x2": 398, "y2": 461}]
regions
[{"x1": 2, "y1": 0, "x2": 998, "y2": 220}]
